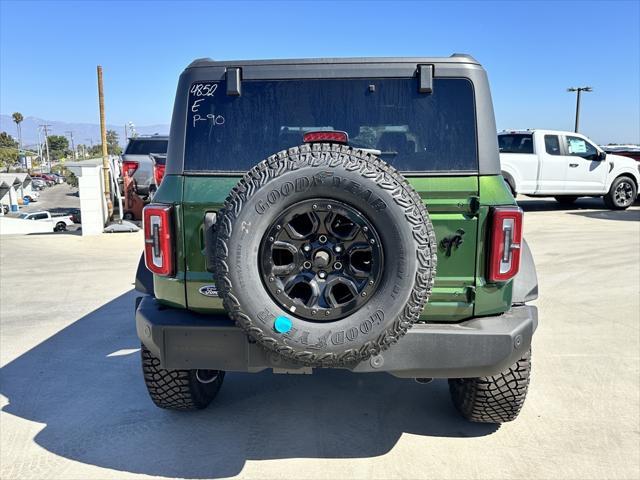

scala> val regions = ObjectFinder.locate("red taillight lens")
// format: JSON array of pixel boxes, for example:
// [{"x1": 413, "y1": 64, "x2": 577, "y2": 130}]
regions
[
  {"x1": 488, "y1": 207, "x2": 523, "y2": 282},
  {"x1": 303, "y1": 131, "x2": 349, "y2": 144},
  {"x1": 122, "y1": 160, "x2": 139, "y2": 177},
  {"x1": 154, "y1": 164, "x2": 166, "y2": 185},
  {"x1": 143, "y1": 204, "x2": 174, "y2": 276}
]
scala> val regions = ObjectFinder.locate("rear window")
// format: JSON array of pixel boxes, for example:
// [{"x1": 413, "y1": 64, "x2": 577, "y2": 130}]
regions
[
  {"x1": 125, "y1": 139, "x2": 168, "y2": 155},
  {"x1": 184, "y1": 78, "x2": 478, "y2": 172},
  {"x1": 498, "y1": 134, "x2": 534, "y2": 154}
]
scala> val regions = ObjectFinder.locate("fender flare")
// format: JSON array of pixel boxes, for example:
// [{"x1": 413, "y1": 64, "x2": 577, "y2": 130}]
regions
[
  {"x1": 501, "y1": 169, "x2": 517, "y2": 195},
  {"x1": 512, "y1": 238, "x2": 538, "y2": 305},
  {"x1": 134, "y1": 252, "x2": 154, "y2": 296}
]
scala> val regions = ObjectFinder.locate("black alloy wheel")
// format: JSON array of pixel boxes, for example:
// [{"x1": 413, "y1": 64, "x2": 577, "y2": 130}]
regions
[{"x1": 259, "y1": 199, "x2": 383, "y2": 321}]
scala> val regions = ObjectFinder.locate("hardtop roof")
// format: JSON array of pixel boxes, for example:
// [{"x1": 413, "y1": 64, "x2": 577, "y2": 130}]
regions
[{"x1": 186, "y1": 54, "x2": 479, "y2": 69}]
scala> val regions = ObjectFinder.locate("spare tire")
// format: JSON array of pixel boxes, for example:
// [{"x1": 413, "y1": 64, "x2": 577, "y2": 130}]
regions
[{"x1": 213, "y1": 143, "x2": 437, "y2": 366}]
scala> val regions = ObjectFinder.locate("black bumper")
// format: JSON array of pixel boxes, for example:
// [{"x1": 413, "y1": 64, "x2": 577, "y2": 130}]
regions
[{"x1": 136, "y1": 296, "x2": 537, "y2": 378}]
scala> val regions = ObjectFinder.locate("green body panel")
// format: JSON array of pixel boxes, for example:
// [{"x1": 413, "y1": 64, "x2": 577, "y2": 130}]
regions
[
  {"x1": 473, "y1": 175, "x2": 516, "y2": 316},
  {"x1": 152, "y1": 174, "x2": 517, "y2": 321},
  {"x1": 151, "y1": 175, "x2": 188, "y2": 308}
]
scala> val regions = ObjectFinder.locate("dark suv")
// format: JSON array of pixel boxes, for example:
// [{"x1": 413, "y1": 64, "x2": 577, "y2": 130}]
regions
[{"x1": 134, "y1": 55, "x2": 538, "y2": 424}]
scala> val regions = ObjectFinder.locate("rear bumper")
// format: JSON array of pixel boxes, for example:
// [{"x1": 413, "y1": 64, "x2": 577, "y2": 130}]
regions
[{"x1": 136, "y1": 296, "x2": 537, "y2": 378}]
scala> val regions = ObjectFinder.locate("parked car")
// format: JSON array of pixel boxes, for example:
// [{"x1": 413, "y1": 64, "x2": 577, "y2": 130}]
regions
[
  {"x1": 31, "y1": 178, "x2": 47, "y2": 189},
  {"x1": 23, "y1": 192, "x2": 39, "y2": 202},
  {"x1": 134, "y1": 55, "x2": 538, "y2": 425},
  {"x1": 48, "y1": 173, "x2": 66, "y2": 184},
  {"x1": 121, "y1": 135, "x2": 168, "y2": 196},
  {"x1": 18, "y1": 210, "x2": 74, "y2": 231},
  {"x1": 40, "y1": 174, "x2": 59, "y2": 185},
  {"x1": 499, "y1": 129, "x2": 640, "y2": 209}
]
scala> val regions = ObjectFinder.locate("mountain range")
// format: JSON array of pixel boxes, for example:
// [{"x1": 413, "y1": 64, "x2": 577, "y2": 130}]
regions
[{"x1": 0, "y1": 114, "x2": 169, "y2": 149}]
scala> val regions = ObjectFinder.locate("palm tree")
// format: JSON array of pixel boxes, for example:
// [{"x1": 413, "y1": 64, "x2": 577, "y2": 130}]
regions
[{"x1": 12, "y1": 112, "x2": 23, "y2": 162}]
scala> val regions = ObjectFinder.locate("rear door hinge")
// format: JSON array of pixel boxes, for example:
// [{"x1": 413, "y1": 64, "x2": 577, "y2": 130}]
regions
[
  {"x1": 418, "y1": 64, "x2": 434, "y2": 94},
  {"x1": 226, "y1": 67, "x2": 242, "y2": 96}
]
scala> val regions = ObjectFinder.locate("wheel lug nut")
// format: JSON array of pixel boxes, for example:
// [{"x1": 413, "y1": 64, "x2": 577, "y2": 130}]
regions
[
  {"x1": 303, "y1": 261, "x2": 312, "y2": 269},
  {"x1": 303, "y1": 244, "x2": 311, "y2": 252},
  {"x1": 318, "y1": 271, "x2": 327, "y2": 279},
  {"x1": 334, "y1": 262, "x2": 342, "y2": 270},
  {"x1": 334, "y1": 245, "x2": 342, "y2": 253},
  {"x1": 319, "y1": 235, "x2": 327, "y2": 243}
]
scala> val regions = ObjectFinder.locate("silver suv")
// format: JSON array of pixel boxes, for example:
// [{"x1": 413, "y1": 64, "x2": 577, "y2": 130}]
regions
[{"x1": 121, "y1": 135, "x2": 168, "y2": 196}]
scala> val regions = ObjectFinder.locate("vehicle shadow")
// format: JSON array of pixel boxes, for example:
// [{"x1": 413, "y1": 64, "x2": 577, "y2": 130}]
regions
[
  {"x1": 517, "y1": 196, "x2": 640, "y2": 220},
  {"x1": 0, "y1": 290, "x2": 497, "y2": 479}
]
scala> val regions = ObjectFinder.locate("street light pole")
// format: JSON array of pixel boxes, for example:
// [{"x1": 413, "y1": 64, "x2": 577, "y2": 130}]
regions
[{"x1": 567, "y1": 86, "x2": 593, "y2": 133}]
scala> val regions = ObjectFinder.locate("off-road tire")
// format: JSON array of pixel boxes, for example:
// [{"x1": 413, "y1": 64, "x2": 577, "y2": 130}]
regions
[
  {"x1": 54, "y1": 222, "x2": 67, "y2": 232},
  {"x1": 141, "y1": 343, "x2": 225, "y2": 410},
  {"x1": 554, "y1": 195, "x2": 578, "y2": 205},
  {"x1": 603, "y1": 176, "x2": 637, "y2": 210},
  {"x1": 213, "y1": 143, "x2": 437, "y2": 367},
  {"x1": 448, "y1": 349, "x2": 531, "y2": 423}
]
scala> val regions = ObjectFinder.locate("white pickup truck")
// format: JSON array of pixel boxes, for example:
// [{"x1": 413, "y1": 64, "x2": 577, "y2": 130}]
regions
[
  {"x1": 19, "y1": 211, "x2": 75, "y2": 232},
  {"x1": 499, "y1": 129, "x2": 639, "y2": 209}
]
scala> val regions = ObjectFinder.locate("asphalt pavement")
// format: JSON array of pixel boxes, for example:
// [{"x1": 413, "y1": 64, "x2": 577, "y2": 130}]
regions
[{"x1": 0, "y1": 196, "x2": 638, "y2": 480}]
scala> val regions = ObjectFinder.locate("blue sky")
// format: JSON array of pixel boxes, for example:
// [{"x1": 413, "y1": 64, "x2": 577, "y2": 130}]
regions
[{"x1": 1, "y1": 0, "x2": 639, "y2": 144}]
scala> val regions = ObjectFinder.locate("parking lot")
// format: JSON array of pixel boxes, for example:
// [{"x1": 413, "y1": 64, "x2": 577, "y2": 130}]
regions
[{"x1": 0, "y1": 197, "x2": 638, "y2": 480}]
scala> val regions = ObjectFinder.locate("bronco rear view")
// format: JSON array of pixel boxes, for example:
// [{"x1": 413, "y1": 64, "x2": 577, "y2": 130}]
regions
[{"x1": 135, "y1": 55, "x2": 538, "y2": 424}]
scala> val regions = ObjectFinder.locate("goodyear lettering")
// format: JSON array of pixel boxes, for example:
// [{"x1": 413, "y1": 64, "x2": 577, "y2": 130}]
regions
[
  {"x1": 331, "y1": 331, "x2": 345, "y2": 345},
  {"x1": 255, "y1": 173, "x2": 387, "y2": 214}
]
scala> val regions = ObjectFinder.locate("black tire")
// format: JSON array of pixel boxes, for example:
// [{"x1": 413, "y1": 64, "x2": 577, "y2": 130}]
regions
[
  {"x1": 213, "y1": 143, "x2": 437, "y2": 367},
  {"x1": 554, "y1": 195, "x2": 578, "y2": 205},
  {"x1": 603, "y1": 176, "x2": 637, "y2": 210},
  {"x1": 141, "y1": 343, "x2": 225, "y2": 410},
  {"x1": 448, "y1": 349, "x2": 531, "y2": 424},
  {"x1": 55, "y1": 222, "x2": 66, "y2": 232},
  {"x1": 123, "y1": 211, "x2": 134, "y2": 221}
]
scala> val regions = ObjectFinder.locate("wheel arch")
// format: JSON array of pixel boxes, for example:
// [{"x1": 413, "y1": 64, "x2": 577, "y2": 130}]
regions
[{"x1": 501, "y1": 169, "x2": 517, "y2": 195}]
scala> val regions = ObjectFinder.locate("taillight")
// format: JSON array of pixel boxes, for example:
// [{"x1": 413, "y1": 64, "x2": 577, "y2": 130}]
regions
[
  {"x1": 154, "y1": 164, "x2": 166, "y2": 185},
  {"x1": 122, "y1": 160, "x2": 139, "y2": 177},
  {"x1": 143, "y1": 204, "x2": 174, "y2": 276},
  {"x1": 488, "y1": 207, "x2": 523, "y2": 282},
  {"x1": 303, "y1": 131, "x2": 349, "y2": 144}
]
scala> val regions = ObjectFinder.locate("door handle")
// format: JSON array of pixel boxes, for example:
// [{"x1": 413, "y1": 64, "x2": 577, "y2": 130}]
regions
[{"x1": 569, "y1": 163, "x2": 579, "y2": 168}]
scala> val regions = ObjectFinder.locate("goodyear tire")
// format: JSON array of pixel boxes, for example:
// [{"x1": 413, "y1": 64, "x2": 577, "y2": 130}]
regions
[
  {"x1": 448, "y1": 349, "x2": 531, "y2": 423},
  {"x1": 213, "y1": 143, "x2": 437, "y2": 366},
  {"x1": 141, "y1": 343, "x2": 225, "y2": 410}
]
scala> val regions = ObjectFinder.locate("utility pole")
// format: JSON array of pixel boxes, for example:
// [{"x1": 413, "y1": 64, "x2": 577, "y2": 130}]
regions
[
  {"x1": 567, "y1": 86, "x2": 593, "y2": 133},
  {"x1": 65, "y1": 131, "x2": 76, "y2": 160},
  {"x1": 97, "y1": 65, "x2": 112, "y2": 216},
  {"x1": 40, "y1": 124, "x2": 52, "y2": 172}
]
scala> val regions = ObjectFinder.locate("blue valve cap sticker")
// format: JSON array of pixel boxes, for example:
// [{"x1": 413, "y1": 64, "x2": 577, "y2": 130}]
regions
[{"x1": 274, "y1": 316, "x2": 292, "y2": 334}]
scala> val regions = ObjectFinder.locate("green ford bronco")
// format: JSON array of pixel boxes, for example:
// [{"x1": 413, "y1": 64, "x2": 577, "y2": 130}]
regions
[{"x1": 135, "y1": 55, "x2": 538, "y2": 424}]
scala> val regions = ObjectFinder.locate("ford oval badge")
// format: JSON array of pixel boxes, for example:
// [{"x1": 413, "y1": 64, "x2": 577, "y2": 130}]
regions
[{"x1": 198, "y1": 285, "x2": 219, "y2": 297}]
